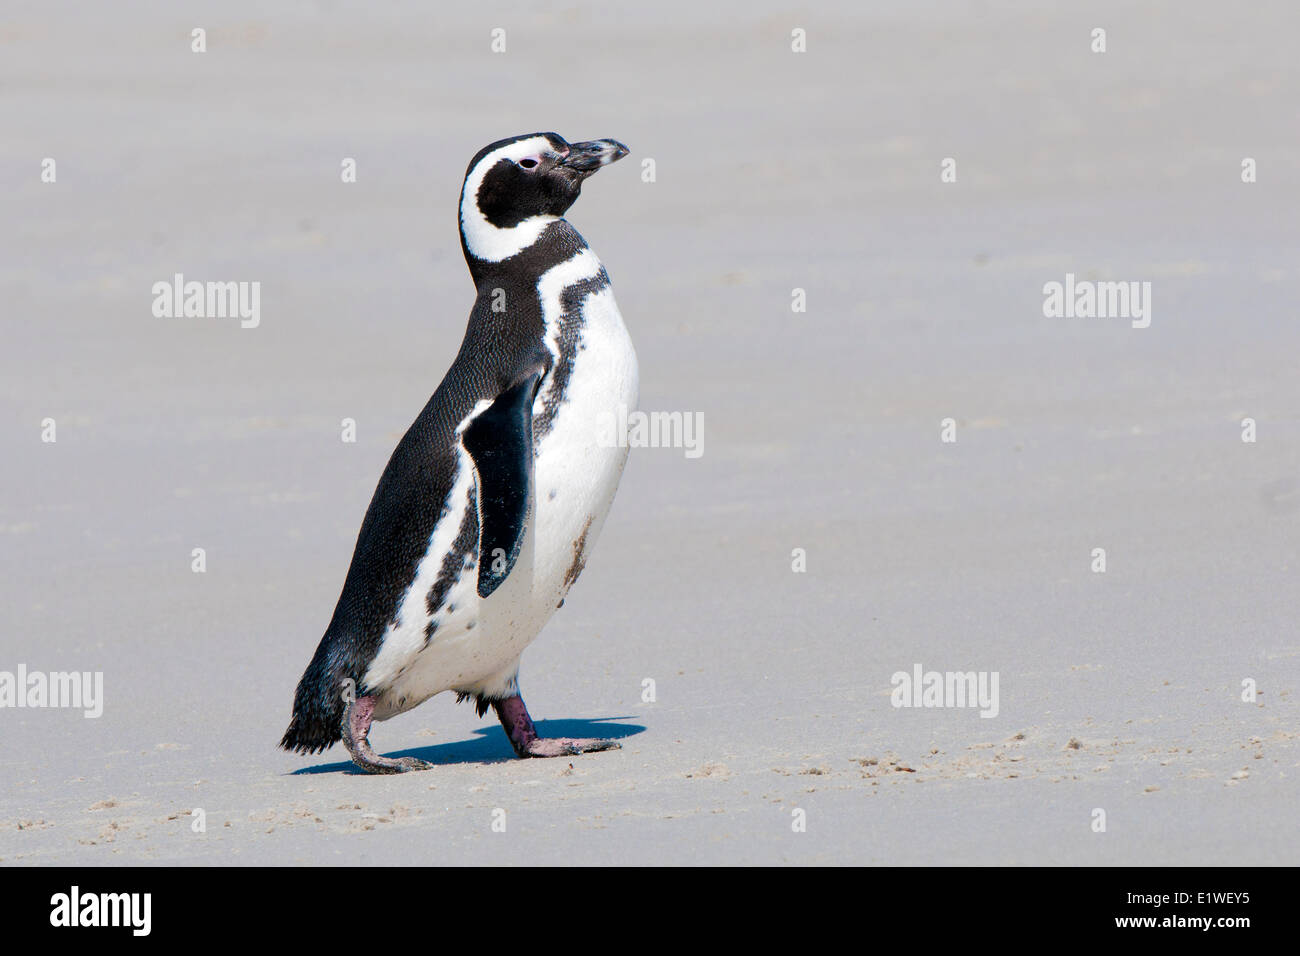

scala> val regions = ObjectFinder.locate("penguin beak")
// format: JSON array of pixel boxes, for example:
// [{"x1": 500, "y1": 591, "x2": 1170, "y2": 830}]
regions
[{"x1": 559, "y1": 139, "x2": 629, "y2": 174}]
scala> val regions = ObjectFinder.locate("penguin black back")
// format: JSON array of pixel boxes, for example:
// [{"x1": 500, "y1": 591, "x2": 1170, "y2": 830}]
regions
[{"x1": 280, "y1": 298, "x2": 550, "y2": 753}]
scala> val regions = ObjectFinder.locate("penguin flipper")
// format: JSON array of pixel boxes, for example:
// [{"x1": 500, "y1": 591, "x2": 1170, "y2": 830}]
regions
[{"x1": 462, "y1": 369, "x2": 543, "y2": 598}]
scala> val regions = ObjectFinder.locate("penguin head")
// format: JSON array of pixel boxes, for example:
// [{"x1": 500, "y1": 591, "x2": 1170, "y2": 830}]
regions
[{"x1": 459, "y1": 132, "x2": 628, "y2": 263}]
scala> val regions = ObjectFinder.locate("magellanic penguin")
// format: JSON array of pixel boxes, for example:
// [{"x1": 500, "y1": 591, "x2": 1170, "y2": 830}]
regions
[{"x1": 280, "y1": 133, "x2": 637, "y2": 773}]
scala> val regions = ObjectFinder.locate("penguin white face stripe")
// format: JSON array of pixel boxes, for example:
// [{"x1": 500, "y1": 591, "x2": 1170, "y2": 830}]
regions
[{"x1": 459, "y1": 136, "x2": 560, "y2": 263}]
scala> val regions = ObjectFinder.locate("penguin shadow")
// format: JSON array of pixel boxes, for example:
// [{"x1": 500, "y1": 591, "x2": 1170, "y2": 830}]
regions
[{"x1": 290, "y1": 717, "x2": 645, "y2": 775}]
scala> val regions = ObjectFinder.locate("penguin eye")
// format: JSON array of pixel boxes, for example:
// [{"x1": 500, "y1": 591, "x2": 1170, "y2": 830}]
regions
[{"x1": 518, "y1": 158, "x2": 539, "y2": 169}]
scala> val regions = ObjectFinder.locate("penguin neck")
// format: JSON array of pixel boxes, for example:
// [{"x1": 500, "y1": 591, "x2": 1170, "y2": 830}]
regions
[{"x1": 463, "y1": 219, "x2": 591, "y2": 290}]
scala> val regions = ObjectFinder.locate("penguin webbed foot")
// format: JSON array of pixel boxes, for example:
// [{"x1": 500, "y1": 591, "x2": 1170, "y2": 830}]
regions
[
  {"x1": 519, "y1": 737, "x2": 621, "y2": 758},
  {"x1": 492, "y1": 694, "x2": 621, "y2": 760},
  {"x1": 340, "y1": 679, "x2": 433, "y2": 774}
]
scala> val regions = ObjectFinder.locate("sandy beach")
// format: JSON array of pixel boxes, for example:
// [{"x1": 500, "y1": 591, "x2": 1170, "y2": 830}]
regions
[{"x1": 2, "y1": 0, "x2": 1298, "y2": 865}]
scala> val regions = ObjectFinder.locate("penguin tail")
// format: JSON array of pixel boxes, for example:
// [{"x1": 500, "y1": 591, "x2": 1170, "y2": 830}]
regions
[
  {"x1": 279, "y1": 643, "x2": 351, "y2": 755},
  {"x1": 455, "y1": 691, "x2": 493, "y2": 718},
  {"x1": 279, "y1": 710, "x2": 340, "y2": 755}
]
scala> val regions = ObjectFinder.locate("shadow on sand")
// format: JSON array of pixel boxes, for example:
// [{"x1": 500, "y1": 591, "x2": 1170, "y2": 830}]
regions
[{"x1": 289, "y1": 716, "x2": 645, "y2": 775}]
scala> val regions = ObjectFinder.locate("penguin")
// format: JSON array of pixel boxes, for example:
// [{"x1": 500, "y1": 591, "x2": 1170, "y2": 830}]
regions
[{"x1": 280, "y1": 132, "x2": 637, "y2": 773}]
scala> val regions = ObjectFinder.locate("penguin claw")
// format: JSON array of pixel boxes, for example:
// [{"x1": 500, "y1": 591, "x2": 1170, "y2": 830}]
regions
[
  {"x1": 522, "y1": 737, "x2": 621, "y2": 759},
  {"x1": 491, "y1": 693, "x2": 621, "y2": 759},
  {"x1": 357, "y1": 755, "x2": 433, "y2": 775},
  {"x1": 341, "y1": 683, "x2": 434, "y2": 774}
]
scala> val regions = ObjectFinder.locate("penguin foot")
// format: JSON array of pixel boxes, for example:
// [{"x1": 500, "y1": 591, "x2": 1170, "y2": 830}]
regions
[
  {"x1": 340, "y1": 679, "x2": 433, "y2": 774},
  {"x1": 492, "y1": 693, "x2": 622, "y2": 759},
  {"x1": 519, "y1": 737, "x2": 622, "y2": 758}
]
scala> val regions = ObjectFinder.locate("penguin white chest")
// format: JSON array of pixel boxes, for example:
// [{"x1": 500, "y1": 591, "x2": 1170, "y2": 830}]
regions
[
  {"x1": 364, "y1": 246, "x2": 636, "y2": 716},
  {"x1": 450, "y1": 247, "x2": 637, "y2": 695},
  {"x1": 530, "y1": 249, "x2": 639, "y2": 609}
]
